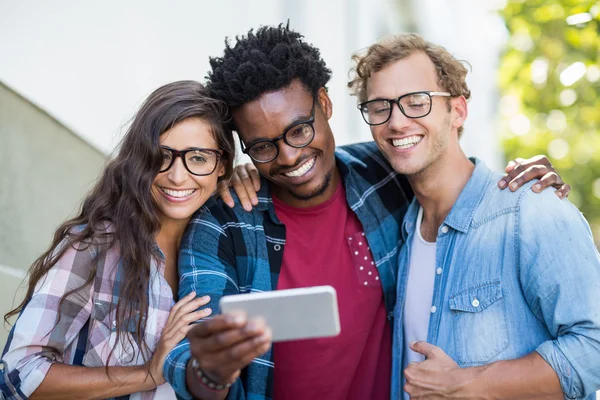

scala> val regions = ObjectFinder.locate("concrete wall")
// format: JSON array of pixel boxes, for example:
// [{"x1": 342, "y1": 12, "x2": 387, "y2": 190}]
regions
[{"x1": 0, "y1": 81, "x2": 105, "y2": 347}]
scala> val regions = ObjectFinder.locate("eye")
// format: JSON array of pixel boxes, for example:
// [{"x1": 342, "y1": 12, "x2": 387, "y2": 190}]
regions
[
  {"x1": 189, "y1": 155, "x2": 207, "y2": 163},
  {"x1": 367, "y1": 101, "x2": 391, "y2": 115},
  {"x1": 289, "y1": 125, "x2": 308, "y2": 138},
  {"x1": 251, "y1": 143, "x2": 274, "y2": 154},
  {"x1": 404, "y1": 95, "x2": 429, "y2": 109}
]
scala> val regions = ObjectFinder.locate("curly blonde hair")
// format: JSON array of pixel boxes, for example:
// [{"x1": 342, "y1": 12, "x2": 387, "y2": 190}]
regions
[{"x1": 348, "y1": 33, "x2": 471, "y2": 134}]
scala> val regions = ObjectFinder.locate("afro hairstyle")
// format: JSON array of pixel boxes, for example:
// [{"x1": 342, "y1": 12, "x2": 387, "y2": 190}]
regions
[{"x1": 206, "y1": 22, "x2": 332, "y2": 109}]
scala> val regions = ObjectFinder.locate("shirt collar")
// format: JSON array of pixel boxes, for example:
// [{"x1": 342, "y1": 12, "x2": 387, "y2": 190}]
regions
[
  {"x1": 443, "y1": 158, "x2": 494, "y2": 233},
  {"x1": 255, "y1": 147, "x2": 371, "y2": 213},
  {"x1": 402, "y1": 158, "x2": 493, "y2": 237}
]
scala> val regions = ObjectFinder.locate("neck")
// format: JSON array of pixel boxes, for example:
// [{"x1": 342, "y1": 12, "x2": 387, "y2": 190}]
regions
[
  {"x1": 408, "y1": 145, "x2": 474, "y2": 240},
  {"x1": 273, "y1": 166, "x2": 341, "y2": 208},
  {"x1": 155, "y1": 216, "x2": 190, "y2": 252}
]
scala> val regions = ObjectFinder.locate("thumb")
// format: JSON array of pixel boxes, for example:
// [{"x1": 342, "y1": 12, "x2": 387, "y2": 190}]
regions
[{"x1": 409, "y1": 341, "x2": 439, "y2": 359}]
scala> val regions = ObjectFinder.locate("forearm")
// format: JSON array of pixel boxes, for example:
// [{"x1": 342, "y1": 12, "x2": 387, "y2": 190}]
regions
[
  {"x1": 186, "y1": 361, "x2": 229, "y2": 400},
  {"x1": 467, "y1": 352, "x2": 563, "y2": 400},
  {"x1": 30, "y1": 362, "x2": 157, "y2": 400}
]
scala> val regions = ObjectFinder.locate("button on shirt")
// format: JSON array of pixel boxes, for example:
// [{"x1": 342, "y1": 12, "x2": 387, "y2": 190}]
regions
[{"x1": 392, "y1": 159, "x2": 600, "y2": 400}]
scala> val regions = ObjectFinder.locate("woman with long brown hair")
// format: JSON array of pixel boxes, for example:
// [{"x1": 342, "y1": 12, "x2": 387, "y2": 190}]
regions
[{"x1": 1, "y1": 80, "x2": 235, "y2": 399}]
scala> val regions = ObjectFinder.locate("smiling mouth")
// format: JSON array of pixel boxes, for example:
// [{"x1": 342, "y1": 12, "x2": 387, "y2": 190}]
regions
[
  {"x1": 283, "y1": 157, "x2": 316, "y2": 178},
  {"x1": 159, "y1": 187, "x2": 197, "y2": 198},
  {"x1": 391, "y1": 135, "x2": 423, "y2": 150}
]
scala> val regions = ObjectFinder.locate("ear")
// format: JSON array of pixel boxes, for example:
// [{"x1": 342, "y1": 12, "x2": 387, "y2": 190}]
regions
[
  {"x1": 217, "y1": 160, "x2": 226, "y2": 178},
  {"x1": 316, "y1": 87, "x2": 333, "y2": 120},
  {"x1": 451, "y1": 96, "x2": 468, "y2": 130}
]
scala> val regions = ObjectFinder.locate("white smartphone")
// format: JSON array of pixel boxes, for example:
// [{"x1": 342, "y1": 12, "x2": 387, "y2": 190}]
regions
[{"x1": 219, "y1": 285, "x2": 341, "y2": 342}]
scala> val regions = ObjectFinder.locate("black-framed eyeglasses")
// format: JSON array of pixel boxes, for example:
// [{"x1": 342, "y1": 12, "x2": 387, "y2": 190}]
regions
[
  {"x1": 358, "y1": 91, "x2": 451, "y2": 126},
  {"x1": 159, "y1": 146, "x2": 222, "y2": 176},
  {"x1": 240, "y1": 98, "x2": 316, "y2": 163}
]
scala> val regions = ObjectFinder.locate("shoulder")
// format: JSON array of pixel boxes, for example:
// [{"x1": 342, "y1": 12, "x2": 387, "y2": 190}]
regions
[
  {"x1": 518, "y1": 184, "x2": 588, "y2": 231},
  {"x1": 184, "y1": 194, "x2": 267, "y2": 241},
  {"x1": 336, "y1": 141, "x2": 412, "y2": 195},
  {"x1": 336, "y1": 141, "x2": 389, "y2": 171}
]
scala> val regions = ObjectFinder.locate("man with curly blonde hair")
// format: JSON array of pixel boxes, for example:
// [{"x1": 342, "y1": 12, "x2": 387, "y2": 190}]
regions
[{"x1": 349, "y1": 33, "x2": 600, "y2": 400}]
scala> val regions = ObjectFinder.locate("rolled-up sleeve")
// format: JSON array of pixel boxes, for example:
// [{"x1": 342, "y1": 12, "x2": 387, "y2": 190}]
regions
[
  {"x1": 1, "y1": 241, "x2": 94, "y2": 399},
  {"x1": 518, "y1": 189, "x2": 600, "y2": 399},
  {"x1": 164, "y1": 208, "x2": 240, "y2": 399}
]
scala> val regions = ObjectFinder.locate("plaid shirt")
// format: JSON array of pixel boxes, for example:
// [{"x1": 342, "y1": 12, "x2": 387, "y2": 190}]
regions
[
  {"x1": 1, "y1": 224, "x2": 177, "y2": 400},
  {"x1": 164, "y1": 141, "x2": 413, "y2": 400}
]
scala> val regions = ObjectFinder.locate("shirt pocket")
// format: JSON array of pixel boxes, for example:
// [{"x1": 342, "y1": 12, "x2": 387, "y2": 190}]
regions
[
  {"x1": 448, "y1": 279, "x2": 509, "y2": 365},
  {"x1": 83, "y1": 300, "x2": 143, "y2": 367}
]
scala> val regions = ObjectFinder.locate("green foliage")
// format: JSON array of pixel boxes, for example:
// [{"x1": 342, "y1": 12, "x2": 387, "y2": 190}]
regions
[{"x1": 499, "y1": 0, "x2": 600, "y2": 247}]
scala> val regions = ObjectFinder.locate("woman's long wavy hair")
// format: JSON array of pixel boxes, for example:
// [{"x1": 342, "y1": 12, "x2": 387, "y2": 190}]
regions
[{"x1": 5, "y1": 80, "x2": 235, "y2": 366}]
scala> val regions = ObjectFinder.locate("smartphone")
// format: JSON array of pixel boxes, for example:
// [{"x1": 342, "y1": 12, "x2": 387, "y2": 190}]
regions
[{"x1": 219, "y1": 285, "x2": 341, "y2": 342}]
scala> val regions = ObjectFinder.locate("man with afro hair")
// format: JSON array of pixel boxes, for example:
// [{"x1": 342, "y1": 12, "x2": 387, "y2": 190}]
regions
[{"x1": 163, "y1": 23, "x2": 564, "y2": 400}]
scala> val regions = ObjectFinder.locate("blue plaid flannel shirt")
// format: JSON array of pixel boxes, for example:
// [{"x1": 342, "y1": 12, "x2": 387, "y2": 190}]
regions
[{"x1": 164, "y1": 141, "x2": 413, "y2": 399}]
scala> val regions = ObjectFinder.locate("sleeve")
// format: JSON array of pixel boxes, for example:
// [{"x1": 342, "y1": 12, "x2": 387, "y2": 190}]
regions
[
  {"x1": 517, "y1": 189, "x2": 600, "y2": 399},
  {"x1": 1, "y1": 241, "x2": 95, "y2": 399},
  {"x1": 164, "y1": 209, "x2": 241, "y2": 399}
]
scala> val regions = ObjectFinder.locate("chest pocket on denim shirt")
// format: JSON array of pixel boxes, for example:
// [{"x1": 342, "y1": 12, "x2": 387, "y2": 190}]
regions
[
  {"x1": 448, "y1": 280, "x2": 509, "y2": 365},
  {"x1": 84, "y1": 300, "x2": 142, "y2": 367}
]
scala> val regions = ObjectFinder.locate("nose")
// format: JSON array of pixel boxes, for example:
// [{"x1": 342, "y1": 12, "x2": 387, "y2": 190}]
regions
[
  {"x1": 276, "y1": 142, "x2": 303, "y2": 167},
  {"x1": 387, "y1": 102, "x2": 412, "y2": 131},
  {"x1": 166, "y1": 157, "x2": 188, "y2": 185}
]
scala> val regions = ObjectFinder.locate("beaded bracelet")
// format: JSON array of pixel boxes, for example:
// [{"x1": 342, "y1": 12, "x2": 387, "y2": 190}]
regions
[{"x1": 190, "y1": 358, "x2": 233, "y2": 391}]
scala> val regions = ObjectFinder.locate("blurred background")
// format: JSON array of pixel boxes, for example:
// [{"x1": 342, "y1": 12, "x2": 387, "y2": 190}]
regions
[{"x1": 0, "y1": 0, "x2": 598, "y2": 366}]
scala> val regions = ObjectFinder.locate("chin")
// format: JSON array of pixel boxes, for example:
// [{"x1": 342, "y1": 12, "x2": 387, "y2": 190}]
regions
[
  {"x1": 289, "y1": 171, "x2": 332, "y2": 201},
  {"x1": 159, "y1": 205, "x2": 200, "y2": 222}
]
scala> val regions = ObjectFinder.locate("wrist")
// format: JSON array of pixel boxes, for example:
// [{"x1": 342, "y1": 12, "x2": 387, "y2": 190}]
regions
[
  {"x1": 143, "y1": 363, "x2": 165, "y2": 389},
  {"x1": 459, "y1": 365, "x2": 490, "y2": 400},
  {"x1": 190, "y1": 358, "x2": 233, "y2": 391}
]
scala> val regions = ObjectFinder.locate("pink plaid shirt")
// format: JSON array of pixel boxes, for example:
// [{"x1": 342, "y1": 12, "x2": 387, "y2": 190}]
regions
[{"x1": 1, "y1": 226, "x2": 177, "y2": 399}]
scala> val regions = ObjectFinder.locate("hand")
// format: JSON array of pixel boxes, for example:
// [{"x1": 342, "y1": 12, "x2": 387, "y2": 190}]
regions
[
  {"x1": 187, "y1": 312, "x2": 272, "y2": 386},
  {"x1": 217, "y1": 164, "x2": 261, "y2": 211},
  {"x1": 148, "y1": 292, "x2": 212, "y2": 386},
  {"x1": 498, "y1": 155, "x2": 571, "y2": 199},
  {"x1": 404, "y1": 341, "x2": 474, "y2": 399}
]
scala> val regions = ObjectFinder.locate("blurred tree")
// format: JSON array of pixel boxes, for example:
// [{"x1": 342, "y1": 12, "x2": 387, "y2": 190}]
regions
[{"x1": 499, "y1": 0, "x2": 600, "y2": 248}]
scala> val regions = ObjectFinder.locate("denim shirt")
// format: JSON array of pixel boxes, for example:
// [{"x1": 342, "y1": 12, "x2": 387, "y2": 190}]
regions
[{"x1": 391, "y1": 159, "x2": 600, "y2": 400}]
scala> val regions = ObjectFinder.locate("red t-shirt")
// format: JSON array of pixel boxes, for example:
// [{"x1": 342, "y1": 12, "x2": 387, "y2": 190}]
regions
[{"x1": 272, "y1": 181, "x2": 391, "y2": 400}]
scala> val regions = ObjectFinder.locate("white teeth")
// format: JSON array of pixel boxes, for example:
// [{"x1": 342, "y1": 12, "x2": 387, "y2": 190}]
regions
[
  {"x1": 284, "y1": 157, "x2": 316, "y2": 178},
  {"x1": 392, "y1": 136, "x2": 422, "y2": 149},
  {"x1": 161, "y1": 188, "x2": 196, "y2": 198}
]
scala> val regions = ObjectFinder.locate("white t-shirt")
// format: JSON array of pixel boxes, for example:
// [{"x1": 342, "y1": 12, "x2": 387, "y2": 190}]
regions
[{"x1": 403, "y1": 206, "x2": 437, "y2": 399}]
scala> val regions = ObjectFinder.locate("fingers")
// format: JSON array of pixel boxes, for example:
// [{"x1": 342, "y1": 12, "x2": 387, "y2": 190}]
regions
[
  {"x1": 230, "y1": 174, "x2": 253, "y2": 212},
  {"x1": 499, "y1": 155, "x2": 557, "y2": 190},
  {"x1": 555, "y1": 184, "x2": 571, "y2": 199},
  {"x1": 187, "y1": 313, "x2": 248, "y2": 340},
  {"x1": 245, "y1": 164, "x2": 261, "y2": 192},
  {"x1": 504, "y1": 157, "x2": 524, "y2": 174},
  {"x1": 217, "y1": 181, "x2": 235, "y2": 208},
  {"x1": 531, "y1": 171, "x2": 561, "y2": 193},
  {"x1": 201, "y1": 317, "x2": 267, "y2": 353},
  {"x1": 166, "y1": 291, "x2": 195, "y2": 326},
  {"x1": 162, "y1": 308, "x2": 213, "y2": 343},
  {"x1": 166, "y1": 293, "x2": 211, "y2": 328},
  {"x1": 500, "y1": 165, "x2": 555, "y2": 192},
  {"x1": 234, "y1": 166, "x2": 259, "y2": 211},
  {"x1": 194, "y1": 326, "x2": 272, "y2": 381}
]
